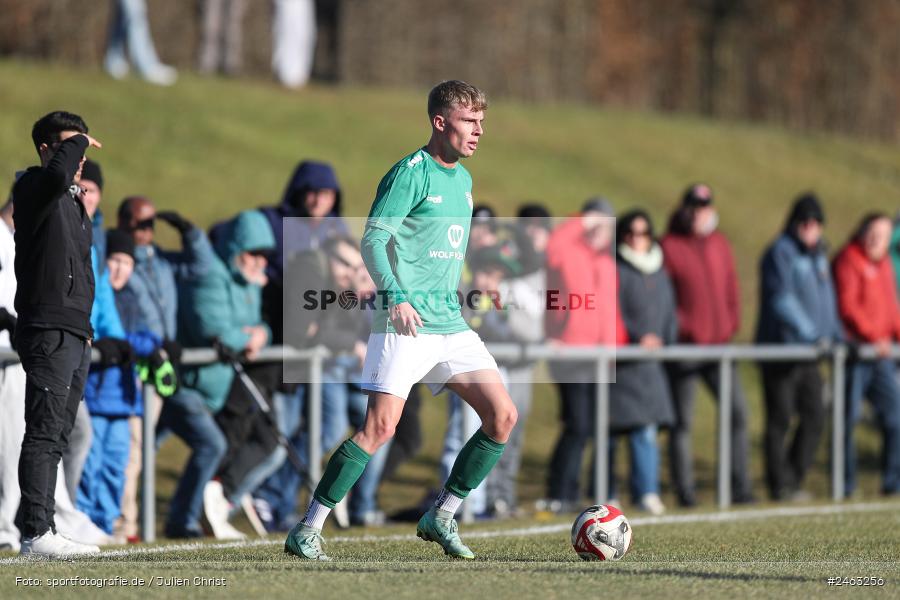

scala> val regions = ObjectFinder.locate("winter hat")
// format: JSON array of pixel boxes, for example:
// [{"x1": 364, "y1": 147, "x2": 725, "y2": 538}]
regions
[
  {"x1": 581, "y1": 196, "x2": 614, "y2": 216},
  {"x1": 681, "y1": 183, "x2": 714, "y2": 207},
  {"x1": 517, "y1": 203, "x2": 552, "y2": 230},
  {"x1": 106, "y1": 228, "x2": 135, "y2": 259},
  {"x1": 81, "y1": 159, "x2": 103, "y2": 190},
  {"x1": 787, "y1": 192, "x2": 825, "y2": 227}
]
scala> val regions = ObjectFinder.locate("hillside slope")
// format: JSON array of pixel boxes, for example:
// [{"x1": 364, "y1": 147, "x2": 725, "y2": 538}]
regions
[{"x1": 2, "y1": 59, "x2": 899, "y2": 339}]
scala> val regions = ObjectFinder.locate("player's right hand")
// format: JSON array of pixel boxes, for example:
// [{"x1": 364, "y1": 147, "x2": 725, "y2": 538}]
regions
[
  {"x1": 390, "y1": 302, "x2": 424, "y2": 337},
  {"x1": 83, "y1": 134, "x2": 103, "y2": 149}
]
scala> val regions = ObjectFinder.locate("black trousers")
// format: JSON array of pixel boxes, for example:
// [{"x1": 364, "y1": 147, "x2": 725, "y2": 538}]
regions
[
  {"x1": 547, "y1": 381, "x2": 596, "y2": 502},
  {"x1": 760, "y1": 362, "x2": 825, "y2": 499},
  {"x1": 16, "y1": 328, "x2": 91, "y2": 538},
  {"x1": 666, "y1": 361, "x2": 752, "y2": 503}
]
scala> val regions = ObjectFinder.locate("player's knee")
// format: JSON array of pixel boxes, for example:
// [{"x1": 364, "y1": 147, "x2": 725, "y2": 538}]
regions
[
  {"x1": 365, "y1": 418, "x2": 396, "y2": 447},
  {"x1": 489, "y1": 403, "x2": 518, "y2": 440}
]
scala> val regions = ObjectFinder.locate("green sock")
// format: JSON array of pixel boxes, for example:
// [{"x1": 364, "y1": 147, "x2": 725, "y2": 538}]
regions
[
  {"x1": 444, "y1": 429, "x2": 506, "y2": 499},
  {"x1": 312, "y1": 439, "x2": 371, "y2": 508}
]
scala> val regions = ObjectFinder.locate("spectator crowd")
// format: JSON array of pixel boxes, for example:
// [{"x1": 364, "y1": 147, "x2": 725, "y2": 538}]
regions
[{"x1": 3, "y1": 128, "x2": 900, "y2": 550}]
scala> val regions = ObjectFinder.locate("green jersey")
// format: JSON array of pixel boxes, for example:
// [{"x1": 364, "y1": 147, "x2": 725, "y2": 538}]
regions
[{"x1": 366, "y1": 148, "x2": 474, "y2": 334}]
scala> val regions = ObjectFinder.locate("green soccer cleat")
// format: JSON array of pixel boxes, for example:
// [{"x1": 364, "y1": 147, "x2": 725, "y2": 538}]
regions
[
  {"x1": 284, "y1": 523, "x2": 331, "y2": 561},
  {"x1": 416, "y1": 508, "x2": 475, "y2": 560}
]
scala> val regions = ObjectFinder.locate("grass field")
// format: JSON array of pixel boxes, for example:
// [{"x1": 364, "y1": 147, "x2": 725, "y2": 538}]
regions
[
  {"x1": 2, "y1": 502, "x2": 899, "y2": 598},
  {"x1": 2, "y1": 60, "x2": 899, "y2": 595}
]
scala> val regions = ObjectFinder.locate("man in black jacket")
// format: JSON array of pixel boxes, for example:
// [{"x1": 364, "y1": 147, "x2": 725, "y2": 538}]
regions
[{"x1": 13, "y1": 111, "x2": 102, "y2": 558}]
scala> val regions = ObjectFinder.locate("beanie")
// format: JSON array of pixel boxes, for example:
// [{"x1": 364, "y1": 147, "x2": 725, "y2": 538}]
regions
[
  {"x1": 106, "y1": 228, "x2": 135, "y2": 259},
  {"x1": 81, "y1": 159, "x2": 103, "y2": 190}
]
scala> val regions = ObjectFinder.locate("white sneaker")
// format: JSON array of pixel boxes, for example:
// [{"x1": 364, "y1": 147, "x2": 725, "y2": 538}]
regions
[
  {"x1": 203, "y1": 481, "x2": 245, "y2": 540},
  {"x1": 20, "y1": 531, "x2": 99, "y2": 558},
  {"x1": 639, "y1": 493, "x2": 666, "y2": 516},
  {"x1": 56, "y1": 532, "x2": 101, "y2": 553}
]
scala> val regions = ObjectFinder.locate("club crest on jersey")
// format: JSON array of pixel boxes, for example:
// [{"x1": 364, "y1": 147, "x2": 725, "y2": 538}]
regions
[
  {"x1": 465, "y1": 192, "x2": 473, "y2": 209},
  {"x1": 447, "y1": 224, "x2": 465, "y2": 249}
]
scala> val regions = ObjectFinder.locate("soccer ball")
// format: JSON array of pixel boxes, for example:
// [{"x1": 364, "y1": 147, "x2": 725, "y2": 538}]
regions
[{"x1": 570, "y1": 504, "x2": 633, "y2": 561}]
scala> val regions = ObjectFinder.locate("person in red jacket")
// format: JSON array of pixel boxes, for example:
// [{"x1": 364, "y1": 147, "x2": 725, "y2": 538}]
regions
[
  {"x1": 542, "y1": 198, "x2": 627, "y2": 511},
  {"x1": 833, "y1": 213, "x2": 900, "y2": 497},
  {"x1": 661, "y1": 184, "x2": 752, "y2": 507}
]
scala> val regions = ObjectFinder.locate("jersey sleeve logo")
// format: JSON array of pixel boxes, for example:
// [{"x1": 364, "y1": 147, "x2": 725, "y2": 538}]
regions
[
  {"x1": 407, "y1": 154, "x2": 425, "y2": 167},
  {"x1": 447, "y1": 224, "x2": 465, "y2": 249},
  {"x1": 465, "y1": 192, "x2": 474, "y2": 209}
]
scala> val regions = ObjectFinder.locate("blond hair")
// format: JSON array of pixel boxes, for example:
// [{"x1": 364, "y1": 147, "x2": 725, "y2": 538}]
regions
[{"x1": 427, "y1": 80, "x2": 488, "y2": 118}]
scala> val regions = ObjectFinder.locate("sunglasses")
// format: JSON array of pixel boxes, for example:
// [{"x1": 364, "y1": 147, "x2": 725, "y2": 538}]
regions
[
  {"x1": 629, "y1": 229, "x2": 651, "y2": 238},
  {"x1": 132, "y1": 218, "x2": 155, "y2": 231},
  {"x1": 246, "y1": 249, "x2": 271, "y2": 258}
]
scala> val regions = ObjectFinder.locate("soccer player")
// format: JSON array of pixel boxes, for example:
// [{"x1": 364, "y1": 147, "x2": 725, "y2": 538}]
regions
[{"x1": 285, "y1": 80, "x2": 517, "y2": 560}]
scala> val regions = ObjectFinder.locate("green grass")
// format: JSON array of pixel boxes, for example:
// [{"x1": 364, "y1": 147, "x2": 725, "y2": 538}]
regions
[{"x1": 2, "y1": 503, "x2": 899, "y2": 598}]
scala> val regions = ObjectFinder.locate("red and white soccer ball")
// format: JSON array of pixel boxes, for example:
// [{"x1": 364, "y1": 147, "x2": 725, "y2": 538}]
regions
[{"x1": 570, "y1": 504, "x2": 633, "y2": 561}]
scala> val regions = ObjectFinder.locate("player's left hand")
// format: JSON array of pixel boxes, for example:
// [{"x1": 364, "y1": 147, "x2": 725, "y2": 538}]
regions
[{"x1": 390, "y1": 301, "x2": 424, "y2": 337}]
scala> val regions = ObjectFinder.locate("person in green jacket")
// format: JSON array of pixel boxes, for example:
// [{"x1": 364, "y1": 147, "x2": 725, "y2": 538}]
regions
[{"x1": 156, "y1": 210, "x2": 275, "y2": 539}]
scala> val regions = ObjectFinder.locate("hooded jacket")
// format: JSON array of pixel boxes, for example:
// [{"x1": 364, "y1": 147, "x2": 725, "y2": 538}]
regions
[
  {"x1": 13, "y1": 135, "x2": 95, "y2": 338},
  {"x1": 259, "y1": 160, "x2": 347, "y2": 282},
  {"x1": 255, "y1": 160, "x2": 348, "y2": 342},
  {"x1": 178, "y1": 210, "x2": 275, "y2": 413},
  {"x1": 756, "y1": 232, "x2": 843, "y2": 344},
  {"x1": 661, "y1": 216, "x2": 740, "y2": 344},
  {"x1": 832, "y1": 240, "x2": 900, "y2": 343}
]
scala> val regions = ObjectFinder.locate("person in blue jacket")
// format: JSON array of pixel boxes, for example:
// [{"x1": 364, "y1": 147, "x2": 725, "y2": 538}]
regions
[
  {"x1": 755, "y1": 193, "x2": 844, "y2": 501},
  {"x1": 77, "y1": 233, "x2": 160, "y2": 535}
]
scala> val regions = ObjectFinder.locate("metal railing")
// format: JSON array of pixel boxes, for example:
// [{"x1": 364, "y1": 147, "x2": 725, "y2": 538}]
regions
[{"x1": 0, "y1": 342, "x2": 893, "y2": 539}]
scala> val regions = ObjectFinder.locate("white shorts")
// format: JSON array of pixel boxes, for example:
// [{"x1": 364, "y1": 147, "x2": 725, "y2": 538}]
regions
[{"x1": 360, "y1": 330, "x2": 500, "y2": 399}]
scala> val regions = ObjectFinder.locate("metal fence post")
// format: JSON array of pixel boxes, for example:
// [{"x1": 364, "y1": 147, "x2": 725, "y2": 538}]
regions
[
  {"x1": 717, "y1": 356, "x2": 732, "y2": 509},
  {"x1": 308, "y1": 347, "x2": 323, "y2": 486},
  {"x1": 594, "y1": 355, "x2": 610, "y2": 505},
  {"x1": 460, "y1": 401, "x2": 475, "y2": 524},
  {"x1": 141, "y1": 382, "x2": 156, "y2": 543},
  {"x1": 832, "y1": 345, "x2": 846, "y2": 501}
]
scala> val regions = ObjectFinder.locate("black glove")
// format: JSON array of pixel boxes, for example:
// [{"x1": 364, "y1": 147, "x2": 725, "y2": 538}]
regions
[
  {"x1": 161, "y1": 338, "x2": 182, "y2": 366},
  {"x1": 156, "y1": 211, "x2": 193, "y2": 235},
  {"x1": 94, "y1": 338, "x2": 136, "y2": 367}
]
